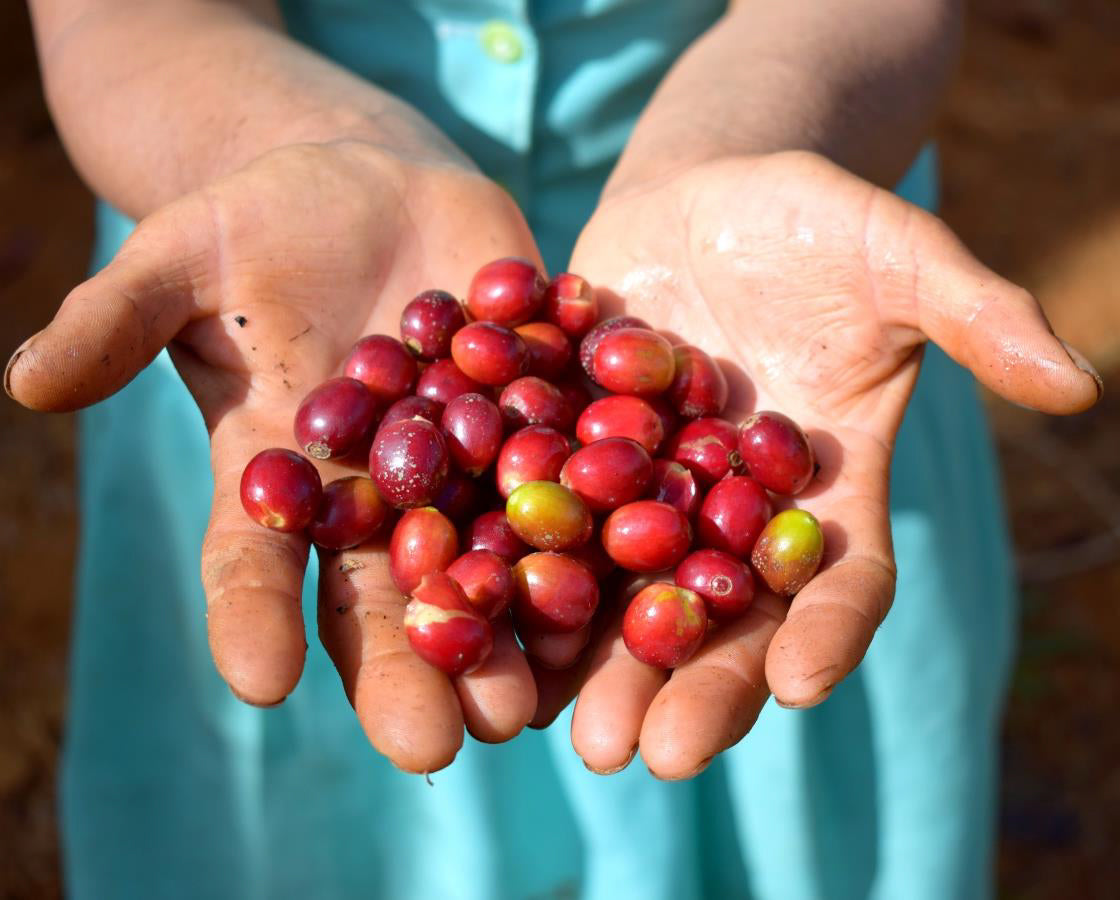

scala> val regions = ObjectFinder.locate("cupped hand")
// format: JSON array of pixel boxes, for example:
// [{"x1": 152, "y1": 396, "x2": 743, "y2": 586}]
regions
[
  {"x1": 5, "y1": 141, "x2": 543, "y2": 773},
  {"x1": 557, "y1": 151, "x2": 1101, "y2": 779}
]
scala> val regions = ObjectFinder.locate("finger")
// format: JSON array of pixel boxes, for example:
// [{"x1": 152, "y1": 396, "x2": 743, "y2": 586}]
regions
[
  {"x1": 318, "y1": 540, "x2": 464, "y2": 774},
  {"x1": 638, "y1": 593, "x2": 787, "y2": 780},
  {"x1": 764, "y1": 432, "x2": 895, "y2": 708},
  {"x1": 571, "y1": 616, "x2": 667, "y2": 774},
  {"x1": 906, "y1": 210, "x2": 1101, "y2": 414},
  {"x1": 5, "y1": 195, "x2": 213, "y2": 412},
  {"x1": 518, "y1": 624, "x2": 592, "y2": 669},
  {"x1": 455, "y1": 616, "x2": 537, "y2": 743},
  {"x1": 201, "y1": 413, "x2": 312, "y2": 707},
  {"x1": 527, "y1": 652, "x2": 594, "y2": 730}
]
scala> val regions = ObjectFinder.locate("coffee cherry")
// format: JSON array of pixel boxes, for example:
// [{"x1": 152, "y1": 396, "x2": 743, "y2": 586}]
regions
[
  {"x1": 465, "y1": 510, "x2": 530, "y2": 563},
  {"x1": 240, "y1": 448, "x2": 322, "y2": 532},
  {"x1": 499, "y1": 376, "x2": 572, "y2": 431},
  {"x1": 618, "y1": 569, "x2": 677, "y2": 604},
  {"x1": 696, "y1": 476, "x2": 771, "y2": 558},
  {"x1": 555, "y1": 379, "x2": 593, "y2": 420},
  {"x1": 399, "y1": 289, "x2": 466, "y2": 360},
  {"x1": 647, "y1": 396, "x2": 679, "y2": 444},
  {"x1": 579, "y1": 315, "x2": 651, "y2": 377},
  {"x1": 496, "y1": 426, "x2": 572, "y2": 498},
  {"x1": 675, "y1": 549, "x2": 755, "y2": 622},
  {"x1": 737, "y1": 411, "x2": 815, "y2": 496},
  {"x1": 432, "y1": 472, "x2": 483, "y2": 523},
  {"x1": 415, "y1": 358, "x2": 486, "y2": 406},
  {"x1": 450, "y1": 322, "x2": 530, "y2": 386},
  {"x1": 512, "y1": 552, "x2": 600, "y2": 633},
  {"x1": 622, "y1": 584, "x2": 707, "y2": 669},
  {"x1": 663, "y1": 417, "x2": 742, "y2": 486},
  {"x1": 440, "y1": 393, "x2": 504, "y2": 475},
  {"x1": 751, "y1": 509, "x2": 824, "y2": 596},
  {"x1": 576, "y1": 395, "x2": 664, "y2": 454},
  {"x1": 560, "y1": 437, "x2": 652, "y2": 513},
  {"x1": 566, "y1": 533, "x2": 616, "y2": 580},
  {"x1": 294, "y1": 377, "x2": 378, "y2": 460},
  {"x1": 446, "y1": 549, "x2": 514, "y2": 619},
  {"x1": 602, "y1": 500, "x2": 692, "y2": 573},
  {"x1": 379, "y1": 395, "x2": 443, "y2": 431},
  {"x1": 404, "y1": 572, "x2": 493, "y2": 676},
  {"x1": 515, "y1": 322, "x2": 572, "y2": 379},
  {"x1": 648, "y1": 460, "x2": 701, "y2": 519},
  {"x1": 466, "y1": 257, "x2": 546, "y2": 326},
  {"x1": 591, "y1": 328, "x2": 676, "y2": 397},
  {"x1": 369, "y1": 417, "x2": 449, "y2": 508},
  {"x1": 667, "y1": 345, "x2": 728, "y2": 418},
  {"x1": 543, "y1": 272, "x2": 598, "y2": 338},
  {"x1": 388, "y1": 507, "x2": 458, "y2": 594},
  {"x1": 506, "y1": 481, "x2": 593, "y2": 551},
  {"x1": 309, "y1": 476, "x2": 390, "y2": 550},
  {"x1": 343, "y1": 335, "x2": 418, "y2": 406}
]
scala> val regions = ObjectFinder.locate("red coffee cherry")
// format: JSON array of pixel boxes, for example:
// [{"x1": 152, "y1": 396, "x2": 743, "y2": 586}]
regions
[
  {"x1": 466, "y1": 257, "x2": 546, "y2": 326},
  {"x1": 512, "y1": 552, "x2": 600, "y2": 633},
  {"x1": 496, "y1": 426, "x2": 572, "y2": 499},
  {"x1": 369, "y1": 417, "x2": 449, "y2": 509},
  {"x1": 309, "y1": 476, "x2": 390, "y2": 550},
  {"x1": 404, "y1": 572, "x2": 493, "y2": 676},
  {"x1": 415, "y1": 358, "x2": 487, "y2": 407},
  {"x1": 560, "y1": 437, "x2": 652, "y2": 513},
  {"x1": 675, "y1": 548, "x2": 755, "y2": 622},
  {"x1": 696, "y1": 476, "x2": 771, "y2": 558},
  {"x1": 737, "y1": 411, "x2": 816, "y2": 496},
  {"x1": 515, "y1": 321, "x2": 573, "y2": 379},
  {"x1": 543, "y1": 272, "x2": 598, "y2": 338},
  {"x1": 667, "y1": 345, "x2": 728, "y2": 418},
  {"x1": 294, "y1": 377, "x2": 378, "y2": 460},
  {"x1": 602, "y1": 500, "x2": 693, "y2": 573},
  {"x1": 648, "y1": 460, "x2": 701, "y2": 519},
  {"x1": 240, "y1": 448, "x2": 322, "y2": 533},
  {"x1": 451, "y1": 322, "x2": 530, "y2": 386},
  {"x1": 663, "y1": 417, "x2": 743, "y2": 486},
  {"x1": 441, "y1": 393, "x2": 504, "y2": 476},
  {"x1": 388, "y1": 506, "x2": 458, "y2": 594},
  {"x1": 591, "y1": 328, "x2": 676, "y2": 397},
  {"x1": 622, "y1": 583, "x2": 707, "y2": 669},
  {"x1": 579, "y1": 315, "x2": 651, "y2": 377},
  {"x1": 446, "y1": 549, "x2": 514, "y2": 619},
  {"x1": 464, "y1": 510, "x2": 531, "y2": 564},
  {"x1": 343, "y1": 335, "x2": 418, "y2": 406},
  {"x1": 576, "y1": 395, "x2": 665, "y2": 455},
  {"x1": 399, "y1": 289, "x2": 466, "y2": 360},
  {"x1": 499, "y1": 376, "x2": 573, "y2": 431}
]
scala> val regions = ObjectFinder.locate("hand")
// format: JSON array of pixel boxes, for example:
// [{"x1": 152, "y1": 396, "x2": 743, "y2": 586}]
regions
[
  {"x1": 555, "y1": 151, "x2": 1101, "y2": 779},
  {"x1": 5, "y1": 141, "x2": 543, "y2": 773}
]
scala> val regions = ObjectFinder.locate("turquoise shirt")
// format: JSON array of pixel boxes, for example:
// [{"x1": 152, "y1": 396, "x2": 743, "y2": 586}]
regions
[{"x1": 63, "y1": 3, "x2": 1014, "y2": 898}]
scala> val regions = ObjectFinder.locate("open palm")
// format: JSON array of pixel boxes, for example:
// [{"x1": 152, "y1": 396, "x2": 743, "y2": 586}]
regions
[
  {"x1": 5, "y1": 141, "x2": 544, "y2": 773},
  {"x1": 562, "y1": 151, "x2": 1100, "y2": 779}
]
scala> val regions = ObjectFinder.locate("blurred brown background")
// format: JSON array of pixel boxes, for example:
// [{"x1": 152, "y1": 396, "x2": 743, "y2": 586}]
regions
[{"x1": 2, "y1": 1, "x2": 1118, "y2": 896}]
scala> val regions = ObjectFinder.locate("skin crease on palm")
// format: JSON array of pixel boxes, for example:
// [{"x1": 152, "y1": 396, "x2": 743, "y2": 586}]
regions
[{"x1": 3, "y1": 144, "x2": 1101, "y2": 779}]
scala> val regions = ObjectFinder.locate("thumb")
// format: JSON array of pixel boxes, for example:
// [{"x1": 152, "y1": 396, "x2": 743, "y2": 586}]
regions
[
  {"x1": 904, "y1": 211, "x2": 1101, "y2": 414},
  {"x1": 4, "y1": 194, "x2": 212, "y2": 412}
]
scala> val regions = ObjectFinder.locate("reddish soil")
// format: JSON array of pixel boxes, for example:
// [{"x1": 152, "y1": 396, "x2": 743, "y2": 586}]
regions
[{"x1": 1, "y1": 2, "x2": 1117, "y2": 896}]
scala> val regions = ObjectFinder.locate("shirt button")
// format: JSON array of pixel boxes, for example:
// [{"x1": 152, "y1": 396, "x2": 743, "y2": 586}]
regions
[{"x1": 480, "y1": 20, "x2": 524, "y2": 64}]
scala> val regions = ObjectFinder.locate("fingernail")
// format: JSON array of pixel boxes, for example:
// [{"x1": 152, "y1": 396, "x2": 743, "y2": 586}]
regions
[
  {"x1": 685, "y1": 754, "x2": 715, "y2": 780},
  {"x1": 4, "y1": 330, "x2": 41, "y2": 399},
  {"x1": 775, "y1": 683, "x2": 834, "y2": 709},
  {"x1": 584, "y1": 745, "x2": 638, "y2": 776},
  {"x1": 1060, "y1": 339, "x2": 1103, "y2": 401}
]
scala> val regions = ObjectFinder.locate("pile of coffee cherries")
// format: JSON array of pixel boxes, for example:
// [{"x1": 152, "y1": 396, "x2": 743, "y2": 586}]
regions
[{"x1": 240, "y1": 258, "x2": 824, "y2": 677}]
